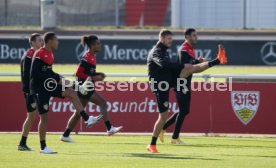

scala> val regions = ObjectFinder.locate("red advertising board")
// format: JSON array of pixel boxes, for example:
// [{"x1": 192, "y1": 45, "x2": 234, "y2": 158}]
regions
[{"x1": 0, "y1": 82, "x2": 275, "y2": 134}]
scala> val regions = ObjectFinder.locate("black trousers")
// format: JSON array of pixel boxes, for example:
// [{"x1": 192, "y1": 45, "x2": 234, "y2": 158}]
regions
[{"x1": 163, "y1": 85, "x2": 191, "y2": 139}]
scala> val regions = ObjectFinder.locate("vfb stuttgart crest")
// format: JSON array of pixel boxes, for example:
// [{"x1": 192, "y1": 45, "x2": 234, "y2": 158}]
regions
[{"x1": 231, "y1": 91, "x2": 260, "y2": 125}]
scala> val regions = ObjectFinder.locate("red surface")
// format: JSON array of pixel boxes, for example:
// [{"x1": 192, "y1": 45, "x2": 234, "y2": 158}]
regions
[
  {"x1": 144, "y1": 0, "x2": 169, "y2": 26},
  {"x1": 125, "y1": 0, "x2": 169, "y2": 26},
  {"x1": 125, "y1": 0, "x2": 145, "y2": 26},
  {"x1": 0, "y1": 82, "x2": 275, "y2": 134}
]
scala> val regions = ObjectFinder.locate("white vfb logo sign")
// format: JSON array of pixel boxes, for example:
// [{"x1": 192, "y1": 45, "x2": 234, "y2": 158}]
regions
[{"x1": 231, "y1": 91, "x2": 260, "y2": 125}]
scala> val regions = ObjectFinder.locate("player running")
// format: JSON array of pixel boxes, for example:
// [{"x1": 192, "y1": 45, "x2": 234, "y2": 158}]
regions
[
  {"x1": 146, "y1": 29, "x2": 227, "y2": 153},
  {"x1": 60, "y1": 35, "x2": 123, "y2": 143},
  {"x1": 18, "y1": 33, "x2": 43, "y2": 151},
  {"x1": 159, "y1": 28, "x2": 226, "y2": 144},
  {"x1": 30, "y1": 32, "x2": 102, "y2": 154}
]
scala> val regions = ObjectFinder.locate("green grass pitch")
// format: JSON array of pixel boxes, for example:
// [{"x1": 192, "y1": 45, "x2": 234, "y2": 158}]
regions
[
  {"x1": 0, "y1": 64, "x2": 276, "y2": 82},
  {"x1": 0, "y1": 65, "x2": 276, "y2": 167},
  {"x1": 0, "y1": 133, "x2": 275, "y2": 168}
]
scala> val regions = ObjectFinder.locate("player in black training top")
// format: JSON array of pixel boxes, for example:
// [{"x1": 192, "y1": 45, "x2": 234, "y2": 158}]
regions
[
  {"x1": 160, "y1": 28, "x2": 227, "y2": 144},
  {"x1": 18, "y1": 33, "x2": 43, "y2": 151},
  {"x1": 146, "y1": 29, "x2": 227, "y2": 153}
]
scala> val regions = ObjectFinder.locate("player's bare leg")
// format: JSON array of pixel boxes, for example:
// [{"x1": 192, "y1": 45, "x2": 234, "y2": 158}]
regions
[
  {"x1": 38, "y1": 113, "x2": 54, "y2": 153},
  {"x1": 18, "y1": 111, "x2": 37, "y2": 151},
  {"x1": 180, "y1": 45, "x2": 227, "y2": 78},
  {"x1": 147, "y1": 111, "x2": 168, "y2": 153},
  {"x1": 38, "y1": 113, "x2": 57, "y2": 154},
  {"x1": 153, "y1": 111, "x2": 168, "y2": 138},
  {"x1": 67, "y1": 98, "x2": 87, "y2": 129},
  {"x1": 90, "y1": 92, "x2": 123, "y2": 136},
  {"x1": 62, "y1": 88, "x2": 84, "y2": 112},
  {"x1": 22, "y1": 112, "x2": 36, "y2": 137},
  {"x1": 61, "y1": 98, "x2": 87, "y2": 142},
  {"x1": 90, "y1": 92, "x2": 108, "y2": 121},
  {"x1": 158, "y1": 129, "x2": 166, "y2": 143},
  {"x1": 38, "y1": 113, "x2": 47, "y2": 146},
  {"x1": 62, "y1": 88, "x2": 102, "y2": 128},
  {"x1": 160, "y1": 112, "x2": 179, "y2": 142}
]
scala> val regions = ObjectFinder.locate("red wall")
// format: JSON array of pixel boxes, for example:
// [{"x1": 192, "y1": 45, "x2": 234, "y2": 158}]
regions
[{"x1": 0, "y1": 82, "x2": 275, "y2": 134}]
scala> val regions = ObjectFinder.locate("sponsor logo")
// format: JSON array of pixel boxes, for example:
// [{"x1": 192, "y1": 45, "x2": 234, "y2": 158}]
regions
[
  {"x1": 231, "y1": 91, "x2": 260, "y2": 125},
  {"x1": 0, "y1": 44, "x2": 26, "y2": 60},
  {"x1": 261, "y1": 41, "x2": 276, "y2": 65},
  {"x1": 75, "y1": 42, "x2": 212, "y2": 62},
  {"x1": 0, "y1": 41, "x2": 213, "y2": 63},
  {"x1": 48, "y1": 97, "x2": 179, "y2": 113},
  {"x1": 103, "y1": 45, "x2": 150, "y2": 61},
  {"x1": 75, "y1": 42, "x2": 88, "y2": 61}
]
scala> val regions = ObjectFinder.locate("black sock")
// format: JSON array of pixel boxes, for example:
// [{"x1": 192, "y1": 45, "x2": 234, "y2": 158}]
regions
[
  {"x1": 208, "y1": 58, "x2": 220, "y2": 67},
  {"x1": 105, "y1": 120, "x2": 112, "y2": 131},
  {"x1": 150, "y1": 136, "x2": 158, "y2": 145},
  {"x1": 40, "y1": 140, "x2": 46, "y2": 150},
  {"x1": 80, "y1": 110, "x2": 89, "y2": 121},
  {"x1": 163, "y1": 112, "x2": 178, "y2": 130},
  {"x1": 63, "y1": 128, "x2": 72, "y2": 137},
  {"x1": 20, "y1": 136, "x2": 27, "y2": 146}
]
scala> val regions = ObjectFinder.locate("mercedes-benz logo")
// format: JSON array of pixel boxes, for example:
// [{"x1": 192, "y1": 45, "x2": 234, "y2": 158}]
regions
[
  {"x1": 261, "y1": 42, "x2": 276, "y2": 65},
  {"x1": 75, "y1": 42, "x2": 88, "y2": 61}
]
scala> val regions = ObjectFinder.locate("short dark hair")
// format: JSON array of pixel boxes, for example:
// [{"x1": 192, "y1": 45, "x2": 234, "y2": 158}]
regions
[
  {"x1": 185, "y1": 28, "x2": 196, "y2": 37},
  {"x1": 43, "y1": 32, "x2": 56, "y2": 44},
  {"x1": 29, "y1": 33, "x2": 40, "y2": 45},
  {"x1": 81, "y1": 35, "x2": 99, "y2": 47},
  {"x1": 159, "y1": 29, "x2": 173, "y2": 37}
]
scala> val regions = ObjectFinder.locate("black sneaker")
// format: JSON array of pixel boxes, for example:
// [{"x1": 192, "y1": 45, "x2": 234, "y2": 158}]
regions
[{"x1": 17, "y1": 144, "x2": 33, "y2": 151}]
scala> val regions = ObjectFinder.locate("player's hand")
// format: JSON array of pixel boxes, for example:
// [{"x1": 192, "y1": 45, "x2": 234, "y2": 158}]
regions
[
  {"x1": 93, "y1": 72, "x2": 106, "y2": 81},
  {"x1": 198, "y1": 55, "x2": 207, "y2": 63}
]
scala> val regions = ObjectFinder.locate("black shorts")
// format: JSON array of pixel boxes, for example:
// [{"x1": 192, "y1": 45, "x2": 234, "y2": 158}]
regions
[
  {"x1": 77, "y1": 89, "x2": 94, "y2": 100},
  {"x1": 150, "y1": 78, "x2": 171, "y2": 113},
  {"x1": 76, "y1": 77, "x2": 95, "y2": 100},
  {"x1": 153, "y1": 89, "x2": 170, "y2": 113},
  {"x1": 34, "y1": 84, "x2": 65, "y2": 114},
  {"x1": 23, "y1": 93, "x2": 36, "y2": 112}
]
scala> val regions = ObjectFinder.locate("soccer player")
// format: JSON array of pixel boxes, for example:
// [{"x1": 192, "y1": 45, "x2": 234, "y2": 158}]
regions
[
  {"x1": 18, "y1": 33, "x2": 43, "y2": 151},
  {"x1": 160, "y1": 28, "x2": 227, "y2": 144},
  {"x1": 146, "y1": 29, "x2": 227, "y2": 153},
  {"x1": 60, "y1": 35, "x2": 123, "y2": 142},
  {"x1": 159, "y1": 28, "x2": 225, "y2": 144},
  {"x1": 30, "y1": 32, "x2": 102, "y2": 154}
]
